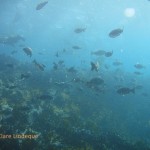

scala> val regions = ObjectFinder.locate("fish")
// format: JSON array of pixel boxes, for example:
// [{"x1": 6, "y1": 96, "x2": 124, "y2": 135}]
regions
[
  {"x1": 72, "y1": 77, "x2": 83, "y2": 83},
  {"x1": 134, "y1": 63, "x2": 145, "y2": 69},
  {"x1": 5, "y1": 63, "x2": 14, "y2": 68},
  {"x1": 8, "y1": 35, "x2": 25, "y2": 44},
  {"x1": 67, "y1": 67, "x2": 77, "y2": 73},
  {"x1": 91, "y1": 50, "x2": 106, "y2": 56},
  {"x1": 19, "y1": 44, "x2": 25, "y2": 47},
  {"x1": 134, "y1": 85, "x2": 143, "y2": 90},
  {"x1": 23, "y1": 47, "x2": 32, "y2": 57},
  {"x1": 38, "y1": 94, "x2": 53, "y2": 100},
  {"x1": 72, "y1": 46, "x2": 81, "y2": 49},
  {"x1": 33, "y1": 60, "x2": 45, "y2": 71},
  {"x1": 105, "y1": 50, "x2": 113, "y2": 57},
  {"x1": 53, "y1": 61, "x2": 65, "y2": 69},
  {"x1": 87, "y1": 77, "x2": 104, "y2": 87},
  {"x1": 74, "y1": 27, "x2": 86, "y2": 33},
  {"x1": 91, "y1": 62, "x2": 99, "y2": 72},
  {"x1": 11, "y1": 50, "x2": 18, "y2": 55},
  {"x1": 63, "y1": 49, "x2": 66, "y2": 52},
  {"x1": 55, "y1": 52, "x2": 59, "y2": 57},
  {"x1": 13, "y1": 12, "x2": 22, "y2": 23},
  {"x1": 134, "y1": 71, "x2": 143, "y2": 75},
  {"x1": 0, "y1": 35, "x2": 25, "y2": 46},
  {"x1": 142, "y1": 92, "x2": 148, "y2": 97},
  {"x1": 6, "y1": 85, "x2": 18, "y2": 89},
  {"x1": 36, "y1": 1, "x2": 48, "y2": 10},
  {"x1": 113, "y1": 60, "x2": 123, "y2": 66},
  {"x1": 117, "y1": 87, "x2": 135, "y2": 95},
  {"x1": 21, "y1": 72, "x2": 31, "y2": 80},
  {"x1": 53, "y1": 62, "x2": 58, "y2": 70},
  {"x1": 104, "y1": 64, "x2": 110, "y2": 69},
  {"x1": 109, "y1": 28, "x2": 123, "y2": 38},
  {"x1": 58, "y1": 60, "x2": 64, "y2": 65},
  {"x1": 0, "y1": 36, "x2": 8, "y2": 45}
]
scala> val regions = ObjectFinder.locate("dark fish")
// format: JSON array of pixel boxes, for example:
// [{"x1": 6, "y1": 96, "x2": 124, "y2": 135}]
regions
[
  {"x1": 117, "y1": 87, "x2": 135, "y2": 95},
  {"x1": 0, "y1": 35, "x2": 25, "y2": 46},
  {"x1": 67, "y1": 67, "x2": 77, "y2": 73},
  {"x1": 38, "y1": 52, "x2": 44, "y2": 55},
  {"x1": 38, "y1": 94, "x2": 53, "y2": 100},
  {"x1": 109, "y1": 28, "x2": 123, "y2": 38},
  {"x1": 53, "y1": 62, "x2": 58, "y2": 70},
  {"x1": 72, "y1": 77, "x2": 83, "y2": 83},
  {"x1": 91, "y1": 50, "x2": 106, "y2": 56},
  {"x1": 5, "y1": 63, "x2": 14, "y2": 68},
  {"x1": 6, "y1": 84, "x2": 18, "y2": 89},
  {"x1": 23, "y1": 47, "x2": 32, "y2": 57},
  {"x1": 87, "y1": 77, "x2": 104, "y2": 87},
  {"x1": 55, "y1": 52, "x2": 59, "y2": 57},
  {"x1": 11, "y1": 50, "x2": 18, "y2": 55},
  {"x1": 58, "y1": 60, "x2": 64, "y2": 65},
  {"x1": 13, "y1": 12, "x2": 21, "y2": 23},
  {"x1": 142, "y1": 92, "x2": 148, "y2": 97},
  {"x1": 72, "y1": 46, "x2": 81, "y2": 49},
  {"x1": 105, "y1": 50, "x2": 113, "y2": 57},
  {"x1": 134, "y1": 71, "x2": 143, "y2": 75},
  {"x1": 74, "y1": 27, "x2": 86, "y2": 33},
  {"x1": 113, "y1": 60, "x2": 122, "y2": 66},
  {"x1": 63, "y1": 49, "x2": 66, "y2": 52},
  {"x1": 36, "y1": 1, "x2": 48, "y2": 10},
  {"x1": 134, "y1": 85, "x2": 143, "y2": 90},
  {"x1": 33, "y1": 60, "x2": 45, "y2": 71},
  {"x1": 21, "y1": 72, "x2": 31, "y2": 80},
  {"x1": 0, "y1": 36, "x2": 7, "y2": 44},
  {"x1": 19, "y1": 44, "x2": 25, "y2": 47},
  {"x1": 7, "y1": 35, "x2": 25, "y2": 42},
  {"x1": 134, "y1": 63, "x2": 145, "y2": 69},
  {"x1": 91, "y1": 62, "x2": 99, "y2": 72},
  {"x1": 104, "y1": 64, "x2": 110, "y2": 69}
]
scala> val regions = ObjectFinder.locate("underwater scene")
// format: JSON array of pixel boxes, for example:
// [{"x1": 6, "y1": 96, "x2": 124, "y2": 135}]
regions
[{"x1": 0, "y1": 0, "x2": 150, "y2": 149}]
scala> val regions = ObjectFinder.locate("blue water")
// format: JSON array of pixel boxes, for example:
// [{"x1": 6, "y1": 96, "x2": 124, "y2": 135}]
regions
[{"x1": 0, "y1": 0, "x2": 150, "y2": 149}]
